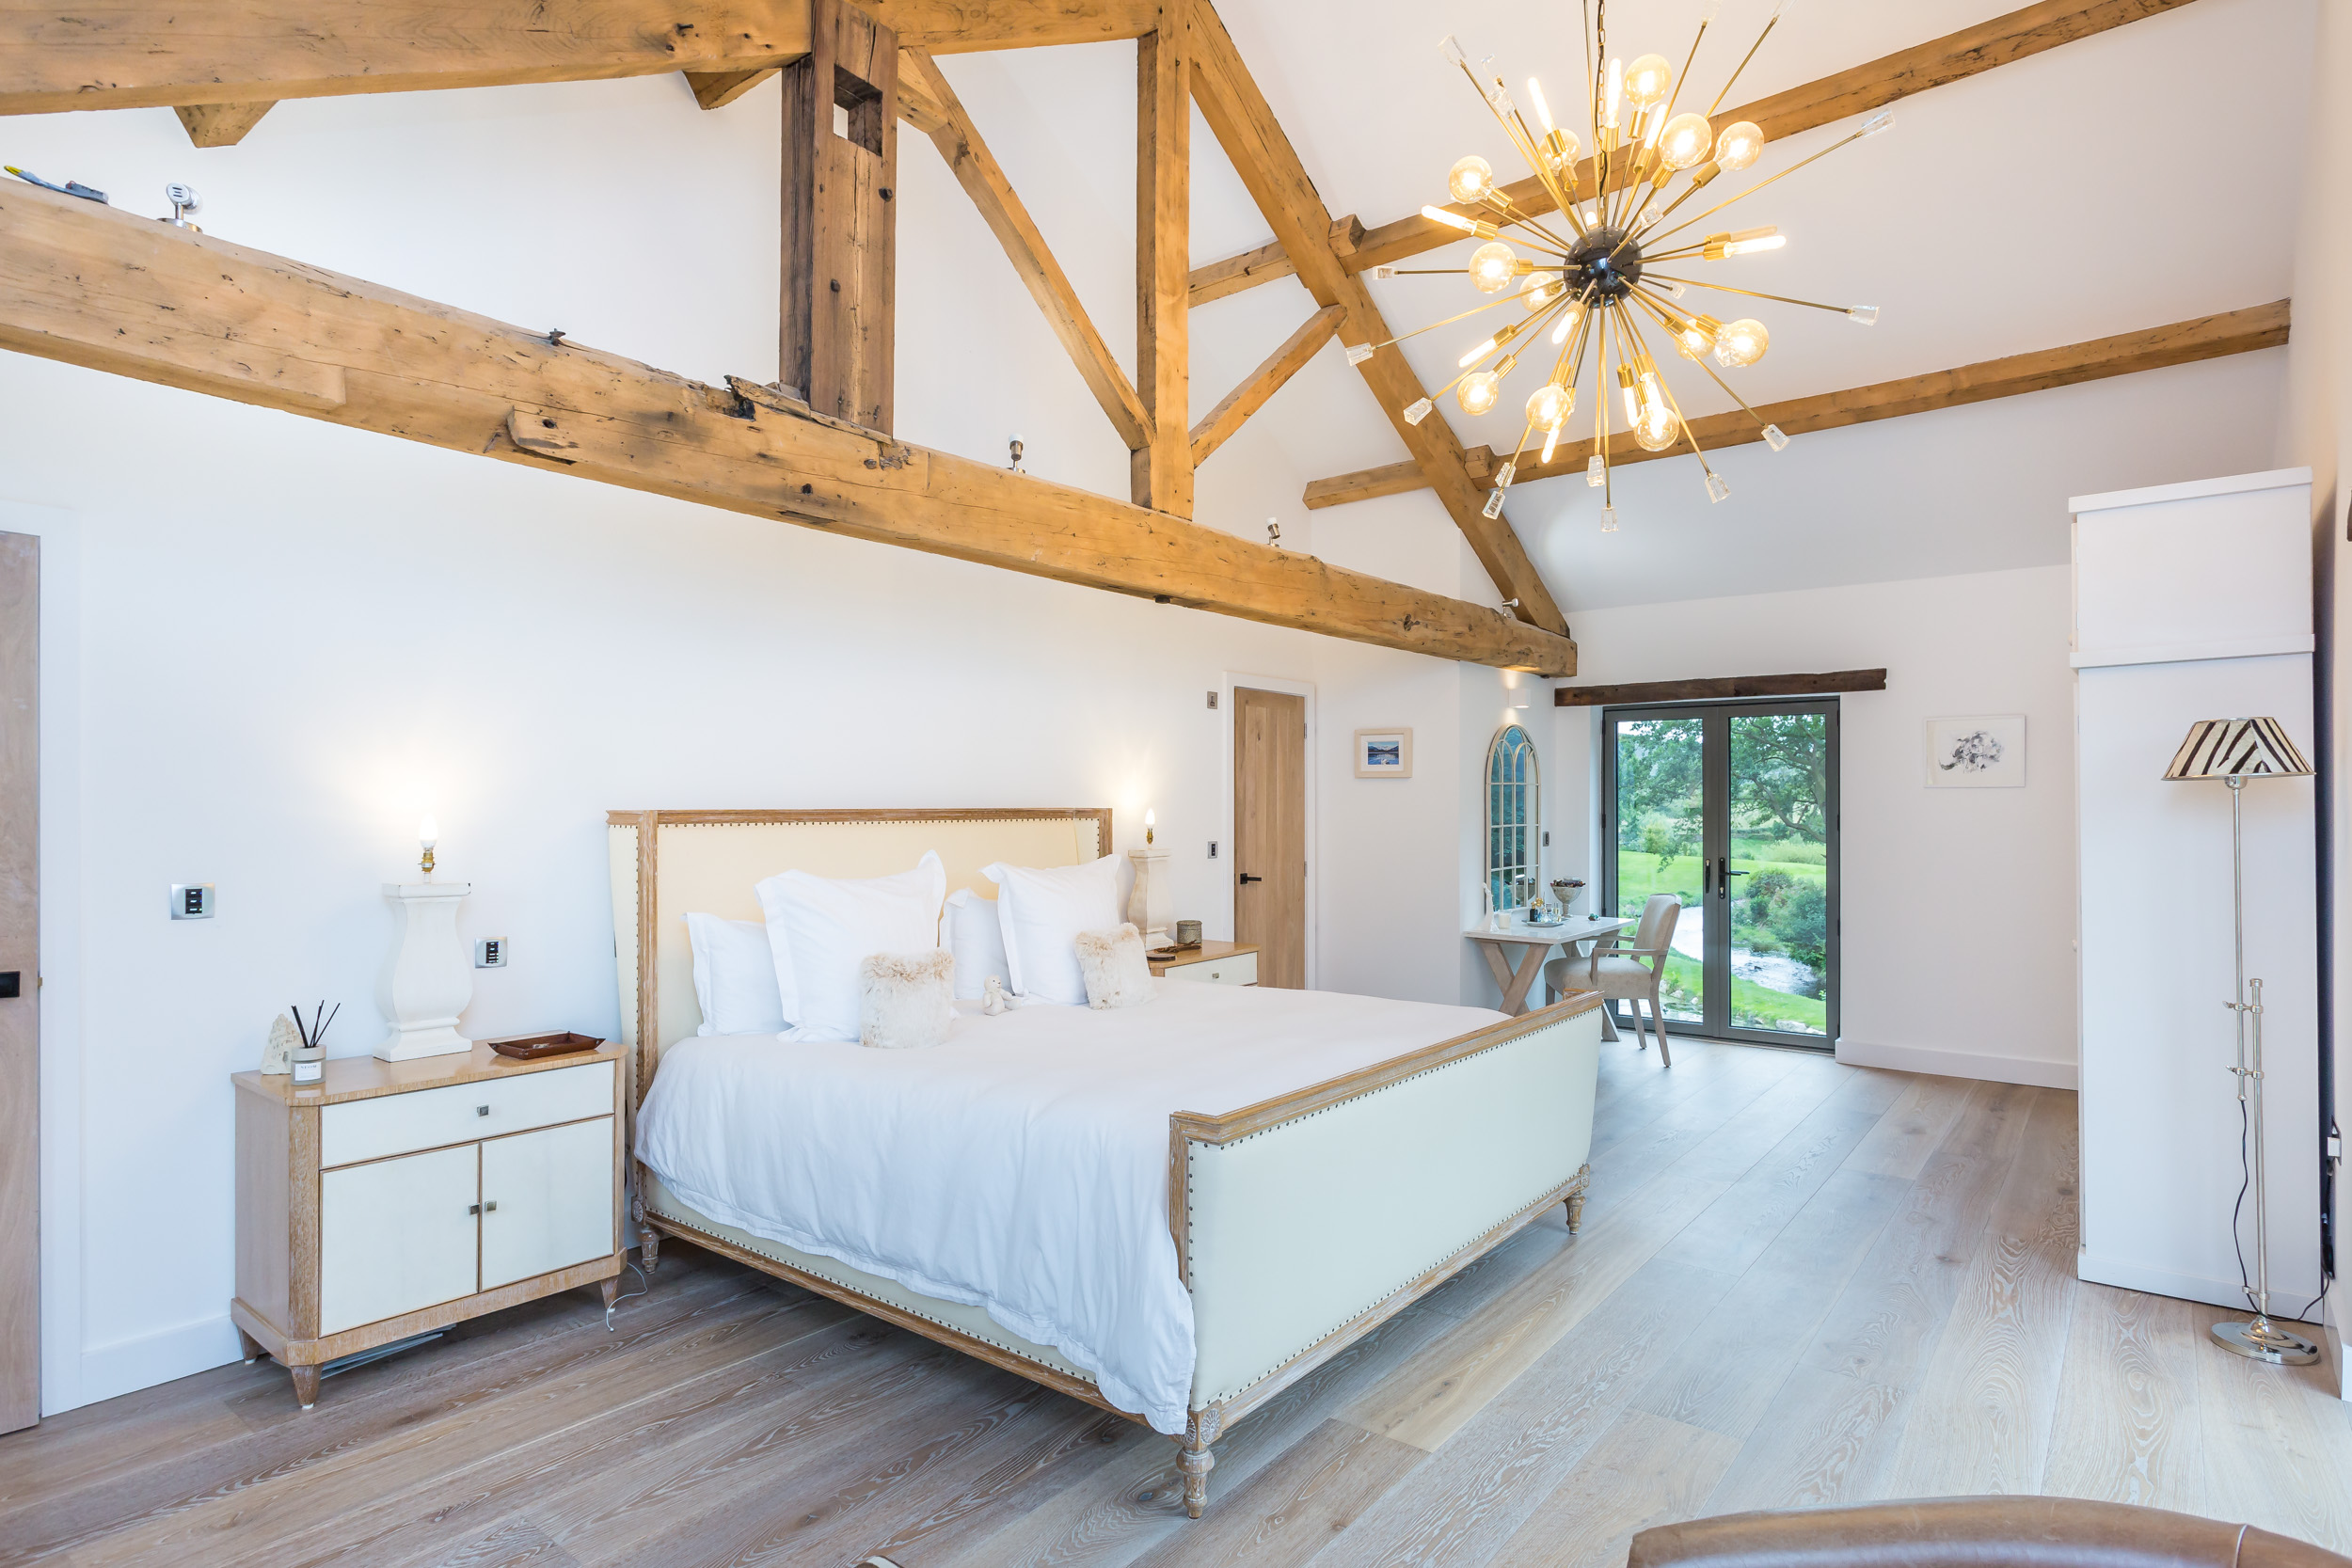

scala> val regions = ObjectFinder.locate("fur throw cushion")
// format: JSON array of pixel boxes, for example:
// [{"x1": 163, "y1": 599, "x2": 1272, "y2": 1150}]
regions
[
  {"x1": 857, "y1": 949, "x2": 957, "y2": 1049},
  {"x1": 1073, "y1": 924, "x2": 1155, "y2": 1010}
]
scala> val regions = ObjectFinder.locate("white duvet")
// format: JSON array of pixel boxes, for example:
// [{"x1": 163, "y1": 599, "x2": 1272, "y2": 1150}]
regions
[{"x1": 634, "y1": 980, "x2": 1506, "y2": 1433}]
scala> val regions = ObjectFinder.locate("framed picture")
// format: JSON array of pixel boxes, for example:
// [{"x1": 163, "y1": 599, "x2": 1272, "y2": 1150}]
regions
[
  {"x1": 1354, "y1": 727, "x2": 1414, "y2": 779},
  {"x1": 1925, "y1": 715, "x2": 2026, "y2": 788}
]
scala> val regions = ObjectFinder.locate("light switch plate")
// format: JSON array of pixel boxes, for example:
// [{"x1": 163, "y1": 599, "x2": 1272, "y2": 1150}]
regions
[
  {"x1": 475, "y1": 938, "x2": 508, "y2": 969},
  {"x1": 1207, "y1": 841, "x2": 1219, "y2": 860},
  {"x1": 168, "y1": 883, "x2": 215, "y2": 919}
]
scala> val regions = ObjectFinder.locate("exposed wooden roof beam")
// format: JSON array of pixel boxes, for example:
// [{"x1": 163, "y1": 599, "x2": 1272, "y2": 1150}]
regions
[
  {"x1": 1132, "y1": 6, "x2": 1192, "y2": 515},
  {"x1": 899, "y1": 48, "x2": 1150, "y2": 451},
  {"x1": 1186, "y1": 0, "x2": 1569, "y2": 637},
  {"x1": 172, "y1": 101, "x2": 275, "y2": 147},
  {"x1": 0, "y1": 0, "x2": 1156, "y2": 117},
  {"x1": 1302, "y1": 301, "x2": 2291, "y2": 509},
  {"x1": 1188, "y1": 0, "x2": 2205, "y2": 306},
  {"x1": 1191, "y1": 303, "x2": 1344, "y2": 467},
  {"x1": 0, "y1": 180, "x2": 1575, "y2": 674}
]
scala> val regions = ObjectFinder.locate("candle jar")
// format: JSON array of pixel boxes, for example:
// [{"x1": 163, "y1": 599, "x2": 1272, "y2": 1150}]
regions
[{"x1": 292, "y1": 1045, "x2": 324, "y2": 1086}]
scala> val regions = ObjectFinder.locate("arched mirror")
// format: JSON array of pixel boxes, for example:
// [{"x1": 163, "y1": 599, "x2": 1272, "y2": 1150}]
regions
[{"x1": 1485, "y1": 723, "x2": 1539, "y2": 914}]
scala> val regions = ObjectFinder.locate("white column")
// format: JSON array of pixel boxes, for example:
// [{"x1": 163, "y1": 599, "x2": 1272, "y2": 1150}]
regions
[{"x1": 378, "y1": 881, "x2": 475, "y2": 1061}]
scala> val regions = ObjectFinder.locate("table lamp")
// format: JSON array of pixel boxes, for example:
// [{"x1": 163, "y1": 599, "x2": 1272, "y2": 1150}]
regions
[{"x1": 2163, "y1": 716, "x2": 2318, "y2": 1366}]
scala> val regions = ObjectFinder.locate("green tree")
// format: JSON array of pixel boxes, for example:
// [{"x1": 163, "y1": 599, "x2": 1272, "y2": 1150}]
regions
[
  {"x1": 1614, "y1": 719, "x2": 1703, "y2": 856},
  {"x1": 1729, "y1": 714, "x2": 1827, "y2": 846}
]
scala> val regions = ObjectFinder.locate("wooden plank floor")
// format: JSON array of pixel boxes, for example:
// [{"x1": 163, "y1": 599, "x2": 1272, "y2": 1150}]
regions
[{"x1": 8, "y1": 1037, "x2": 2346, "y2": 1567}]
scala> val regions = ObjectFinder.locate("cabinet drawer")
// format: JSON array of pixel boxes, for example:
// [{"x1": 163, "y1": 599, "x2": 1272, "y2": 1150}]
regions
[
  {"x1": 321, "y1": 1060, "x2": 614, "y2": 1169},
  {"x1": 319, "y1": 1144, "x2": 479, "y2": 1336},
  {"x1": 1164, "y1": 951, "x2": 1257, "y2": 986}
]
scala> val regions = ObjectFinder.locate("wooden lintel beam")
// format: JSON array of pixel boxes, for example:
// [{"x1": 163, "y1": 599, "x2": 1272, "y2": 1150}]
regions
[
  {"x1": 1188, "y1": 0, "x2": 2206, "y2": 305},
  {"x1": 1190, "y1": 303, "x2": 1344, "y2": 467},
  {"x1": 1555, "y1": 670, "x2": 1886, "y2": 706},
  {"x1": 900, "y1": 49, "x2": 1149, "y2": 451},
  {"x1": 0, "y1": 181, "x2": 1575, "y2": 675},
  {"x1": 686, "y1": 68, "x2": 779, "y2": 110},
  {"x1": 172, "y1": 101, "x2": 275, "y2": 147},
  {"x1": 0, "y1": 0, "x2": 1157, "y2": 117},
  {"x1": 1132, "y1": 5, "x2": 1192, "y2": 515},
  {"x1": 1304, "y1": 301, "x2": 2292, "y2": 509},
  {"x1": 1186, "y1": 0, "x2": 1568, "y2": 638}
]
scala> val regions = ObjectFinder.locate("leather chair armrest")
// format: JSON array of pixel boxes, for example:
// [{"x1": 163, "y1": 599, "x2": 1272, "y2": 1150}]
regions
[{"x1": 1629, "y1": 1498, "x2": 2350, "y2": 1568}]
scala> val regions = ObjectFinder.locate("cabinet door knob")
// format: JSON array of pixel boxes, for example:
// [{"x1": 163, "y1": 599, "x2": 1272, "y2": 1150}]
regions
[
  {"x1": 468, "y1": 1203, "x2": 481, "y2": 1215},
  {"x1": 477, "y1": 1104, "x2": 491, "y2": 1117},
  {"x1": 485, "y1": 1200, "x2": 498, "y2": 1212}
]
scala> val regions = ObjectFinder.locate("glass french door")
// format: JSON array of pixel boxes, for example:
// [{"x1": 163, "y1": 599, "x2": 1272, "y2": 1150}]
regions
[{"x1": 1600, "y1": 699, "x2": 1839, "y2": 1047}]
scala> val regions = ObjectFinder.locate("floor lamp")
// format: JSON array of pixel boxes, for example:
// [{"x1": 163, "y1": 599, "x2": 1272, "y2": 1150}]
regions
[{"x1": 2164, "y1": 716, "x2": 2320, "y2": 1366}]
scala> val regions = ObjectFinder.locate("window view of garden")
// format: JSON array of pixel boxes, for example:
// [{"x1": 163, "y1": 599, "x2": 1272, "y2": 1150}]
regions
[{"x1": 1612, "y1": 711, "x2": 1832, "y2": 1037}]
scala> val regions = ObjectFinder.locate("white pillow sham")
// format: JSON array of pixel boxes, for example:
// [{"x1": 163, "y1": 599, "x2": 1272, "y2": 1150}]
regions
[
  {"x1": 755, "y1": 851, "x2": 947, "y2": 1044},
  {"x1": 944, "y1": 887, "x2": 1010, "y2": 1001},
  {"x1": 1074, "y1": 923, "x2": 1155, "y2": 1010},
  {"x1": 684, "y1": 912, "x2": 789, "y2": 1036},
  {"x1": 983, "y1": 853, "x2": 1123, "y2": 1007}
]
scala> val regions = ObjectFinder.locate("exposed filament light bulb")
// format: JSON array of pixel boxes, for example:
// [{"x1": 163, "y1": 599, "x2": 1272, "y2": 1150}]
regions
[
  {"x1": 1525, "y1": 382, "x2": 1573, "y2": 430},
  {"x1": 1448, "y1": 155, "x2": 1495, "y2": 203},
  {"x1": 1657, "y1": 112, "x2": 1714, "y2": 170},
  {"x1": 1469, "y1": 240, "x2": 1520, "y2": 293},
  {"x1": 1713, "y1": 318, "x2": 1771, "y2": 368},
  {"x1": 1528, "y1": 78, "x2": 1555, "y2": 134},
  {"x1": 1704, "y1": 226, "x2": 1785, "y2": 259},
  {"x1": 1603, "y1": 57, "x2": 1624, "y2": 130},
  {"x1": 1713, "y1": 121, "x2": 1765, "y2": 171},
  {"x1": 1458, "y1": 371, "x2": 1502, "y2": 416},
  {"x1": 1459, "y1": 336, "x2": 1500, "y2": 368},
  {"x1": 1550, "y1": 298, "x2": 1586, "y2": 345},
  {"x1": 1624, "y1": 54, "x2": 1673, "y2": 110},
  {"x1": 1422, "y1": 205, "x2": 1493, "y2": 237}
]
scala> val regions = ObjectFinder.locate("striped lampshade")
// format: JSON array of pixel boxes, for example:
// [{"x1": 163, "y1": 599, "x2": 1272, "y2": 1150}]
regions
[{"x1": 2164, "y1": 718, "x2": 2313, "y2": 781}]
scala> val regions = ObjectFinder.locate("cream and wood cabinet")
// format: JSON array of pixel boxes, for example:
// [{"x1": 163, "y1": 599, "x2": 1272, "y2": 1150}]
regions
[
  {"x1": 233, "y1": 1043, "x2": 628, "y2": 1406},
  {"x1": 1149, "y1": 940, "x2": 1260, "y2": 986}
]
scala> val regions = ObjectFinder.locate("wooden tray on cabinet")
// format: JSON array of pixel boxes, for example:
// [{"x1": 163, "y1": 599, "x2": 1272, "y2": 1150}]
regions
[{"x1": 485, "y1": 1030, "x2": 605, "y2": 1061}]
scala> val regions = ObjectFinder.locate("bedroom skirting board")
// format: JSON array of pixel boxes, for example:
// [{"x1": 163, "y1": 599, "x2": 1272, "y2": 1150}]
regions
[
  {"x1": 1834, "y1": 1037, "x2": 2079, "y2": 1090},
  {"x1": 75, "y1": 1313, "x2": 245, "y2": 1408},
  {"x1": 2076, "y1": 1250, "x2": 2323, "y2": 1323}
]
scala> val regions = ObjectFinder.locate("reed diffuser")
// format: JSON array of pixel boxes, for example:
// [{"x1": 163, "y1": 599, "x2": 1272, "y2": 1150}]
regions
[{"x1": 289, "y1": 1001, "x2": 341, "y2": 1087}]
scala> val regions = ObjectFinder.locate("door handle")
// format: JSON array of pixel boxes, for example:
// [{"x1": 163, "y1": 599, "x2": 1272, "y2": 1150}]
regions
[
  {"x1": 1716, "y1": 857, "x2": 1749, "y2": 897},
  {"x1": 1238, "y1": 873, "x2": 1263, "y2": 885}
]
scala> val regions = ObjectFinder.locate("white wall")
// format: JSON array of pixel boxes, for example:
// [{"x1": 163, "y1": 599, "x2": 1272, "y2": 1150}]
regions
[
  {"x1": 2278, "y1": 0, "x2": 2352, "y2": 1389},
  {"x1": 0, "y1": 65, "x2": 1519, "y2": 1413},
  {"x1": 1551, "y1": 566, "x2": 2078, "y2": 1088}
]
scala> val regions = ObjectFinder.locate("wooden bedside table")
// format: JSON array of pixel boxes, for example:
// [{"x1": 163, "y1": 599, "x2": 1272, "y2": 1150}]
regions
[
  {"x1": 1149, "y1": 940, "x2": 1261, "y2": 986},
  {"x1": 231, "y1": 1041, "x2": 628, "y2": 1408}
]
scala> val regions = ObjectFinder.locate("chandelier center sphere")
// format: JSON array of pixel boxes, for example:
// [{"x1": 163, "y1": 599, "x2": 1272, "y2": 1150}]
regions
[{"x1": 1565, "y1": 228, "x2": 1643, "y2": 300}]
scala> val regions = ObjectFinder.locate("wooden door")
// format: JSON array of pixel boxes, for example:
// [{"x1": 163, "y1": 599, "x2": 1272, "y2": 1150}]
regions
[
  {"x1": 480, "y1": 1118, "x2": 615, "y2": 1290},
  {"x1": 318, "y1": 1145, "x2": 481, "y2": 1336},
  {"x1": 0, "y1": 531, "x2": 34, "y2": 1433},
  {"x1": 1233, "y1": 688, "x2": 1306, "y2": 988}
]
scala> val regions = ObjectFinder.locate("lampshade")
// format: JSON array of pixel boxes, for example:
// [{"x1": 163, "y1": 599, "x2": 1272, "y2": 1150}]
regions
[{"x1": 2163, "y1": 718, "x2": 2312, "y2": 781}]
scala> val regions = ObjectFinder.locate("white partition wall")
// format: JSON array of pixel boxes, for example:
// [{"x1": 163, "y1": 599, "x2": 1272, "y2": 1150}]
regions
[{"x1": 2074, "y1": 467, "x2": 2323, "y2": 1312}]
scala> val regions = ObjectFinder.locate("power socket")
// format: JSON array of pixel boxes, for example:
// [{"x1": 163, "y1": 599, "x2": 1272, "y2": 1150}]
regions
[
  {"x1": 475, "y1": 938, "x2": 508, "y2": 969},
  {"x1": 168, "y1": 883, "x2": 215, "y2": 919}
]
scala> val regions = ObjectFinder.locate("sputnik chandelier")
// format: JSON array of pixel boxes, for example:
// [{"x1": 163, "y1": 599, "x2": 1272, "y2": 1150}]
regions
[{"x1": 1352, "y1": 0, "x2": 1891, "y2": 531}]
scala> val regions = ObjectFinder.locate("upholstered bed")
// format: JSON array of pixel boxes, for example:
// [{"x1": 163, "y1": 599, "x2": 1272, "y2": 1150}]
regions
[{"x1": 607, "y1": 807, "x2": 1603, "y2": 1517}]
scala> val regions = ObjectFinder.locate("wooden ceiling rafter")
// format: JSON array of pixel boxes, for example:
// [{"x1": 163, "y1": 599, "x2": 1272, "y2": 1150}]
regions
[
  {"x1": 1185, "y1": 0, "x2": 2208, "y2": 308},
  {"x1": 1132, "y1": 1, "x2": 1194, "y2": 515},
  {"x1": 898, "y1": 47, "x2": 1152, "y2": 451},
  {"x1": 1190, "y1": 302, "x2": 1344, "y2": 467},
  {"x1": 0, "y1": 182, "x2": 1576, "y2": 673},
  {"x1": 1185, "y1": 2, "x2": 1570, "y2": 637},
  {"x1": 1301, "y1": 301, "x2": 2293, "y2": 509}
]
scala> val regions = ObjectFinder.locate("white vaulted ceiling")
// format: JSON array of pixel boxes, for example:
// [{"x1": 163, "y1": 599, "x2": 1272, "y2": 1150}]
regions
[{"x1": 936, "y1": 0, "x2": 2315, "y2": 612}]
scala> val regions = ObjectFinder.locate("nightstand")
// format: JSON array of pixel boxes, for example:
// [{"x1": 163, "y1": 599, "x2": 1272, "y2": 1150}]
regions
[
  {"x1": 231, "y1": 1041, "x2": 628, "y2": 1407},
  {"x1": 1149, "y1": 940, "x2": 1261, "y2": 986}
]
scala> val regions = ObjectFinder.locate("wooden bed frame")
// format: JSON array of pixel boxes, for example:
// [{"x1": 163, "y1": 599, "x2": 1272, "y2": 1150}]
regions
[{"x1": 608, "y1": 807, "x2": 1604, "y2": 1518}]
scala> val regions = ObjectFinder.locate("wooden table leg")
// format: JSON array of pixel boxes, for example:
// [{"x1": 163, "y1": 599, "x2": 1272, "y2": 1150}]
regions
[
  {"x1": 1477, "y1": 942, "x2": 1518, "y2": 1006},
  {"x1": 1498, "y1": 946, "x2": 1544, "y2": 1015}
]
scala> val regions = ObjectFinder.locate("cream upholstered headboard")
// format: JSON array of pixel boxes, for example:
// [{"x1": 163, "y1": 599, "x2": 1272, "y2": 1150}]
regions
[{"x1": 607, "y1": 808, "x2": 1110, "y2": 1102}]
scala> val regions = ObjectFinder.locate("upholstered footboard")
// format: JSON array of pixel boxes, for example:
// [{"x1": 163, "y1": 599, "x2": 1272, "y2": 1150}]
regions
[{"x1": 1166, "y1": 994, "x2": 1604, "y2": 1515}]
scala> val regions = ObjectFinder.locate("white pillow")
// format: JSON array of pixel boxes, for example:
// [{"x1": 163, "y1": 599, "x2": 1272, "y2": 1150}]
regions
[
  {"x1": 684, "y1": 913, "x2": 788, "y2": 1036},
  {"x1": 944, "y1": 888, "x2": 1010, "y2": 1001},
  {"x1": 1074, "y1": 924, "x2": 1155, "y2": 1010},
  {"x1": 755, "y1": 851, "x2": 946, "y2": 1043},
  {"x1": 983, "y1": 854, "x2": 1122, "y2": 1007},
  {"x1": 859, "y1": 950, "x2": 957, "y2": 1049}
]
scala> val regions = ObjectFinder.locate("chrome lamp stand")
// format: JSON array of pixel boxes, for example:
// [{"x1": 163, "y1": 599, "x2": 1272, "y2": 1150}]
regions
[{"x1": 2209, "y1": 774, "x2": 2318, "y2": 1366}]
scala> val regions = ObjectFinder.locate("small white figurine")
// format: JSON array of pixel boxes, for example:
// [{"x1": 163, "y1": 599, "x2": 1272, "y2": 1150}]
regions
[
  {"x1": 981, "y1": 975, "x2": 1009, "y2": 1016},
  {"x1": 261, "y1": 1013, "x2": 300, "y2": 1075}
]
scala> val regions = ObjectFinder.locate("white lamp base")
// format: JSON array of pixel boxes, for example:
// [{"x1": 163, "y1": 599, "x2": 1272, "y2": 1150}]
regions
[
  {"x1": 378, "y1": 880, "x2": 476, "y2": 1061},
  {"x1": 1128, "y1": 848, "x2": 1171, "y2": 946}
]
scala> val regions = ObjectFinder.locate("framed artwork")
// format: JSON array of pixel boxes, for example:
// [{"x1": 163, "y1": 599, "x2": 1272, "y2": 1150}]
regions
[
  {"x1": 1354, "y1": 728, "x2": 1414, "y2": 779},
  {"x1": 1925, "y1": 715, "x2": 2026, "y2": 788}
]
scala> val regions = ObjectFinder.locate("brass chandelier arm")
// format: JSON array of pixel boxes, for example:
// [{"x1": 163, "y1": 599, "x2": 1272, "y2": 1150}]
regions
[
  {"x1": 1641, "y1": 272, "x2": 1864, "y2": 315},
  {"x1": 1707, "y1": 6, "x2": 1783, "y2": 119},
  {"x1": 1618, "y1": 305, "x2": 1724, "y2": 492},
  {"x1": 1638, "y1": 122, "x2": 1876, "y2": 250},
  {"x1": 1369, "y1": 288, "x2": 1553, "y2": 356}
]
